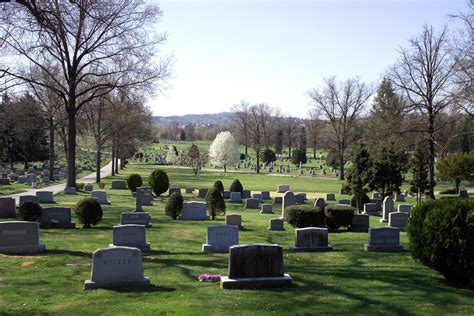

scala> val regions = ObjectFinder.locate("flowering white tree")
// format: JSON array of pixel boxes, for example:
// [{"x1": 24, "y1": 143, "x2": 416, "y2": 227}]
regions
[
  {"x1": 209, "y1": 131, "x2": 240, "y2": 172},
  {"x1": 166, "y1": 147, "x2": 178, "y2": 164}
]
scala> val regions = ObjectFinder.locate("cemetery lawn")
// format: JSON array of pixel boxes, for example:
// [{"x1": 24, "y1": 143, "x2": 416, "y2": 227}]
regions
[{"x1": 0, "y1": 164, "x2": 473, "y2": 315}]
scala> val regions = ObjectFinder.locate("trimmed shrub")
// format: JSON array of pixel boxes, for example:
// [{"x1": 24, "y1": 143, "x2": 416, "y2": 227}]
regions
[
  {"x1": 351, "y1": 193, "x2": 371, "y2": 211},
  {"x1": 18, "y1": 201, "x2": 42, "y2": 221},
  {"x1": 75, "y1": 198, "x2": 103, "y2": 229},
  {"x1": 262, "y1": 148, "x2": 276, "y2": 164},
  {"x1": 98, "y1": 182, "x2": 105, "y2": 189},
  {"x1": 291, "y1": 148, "x2": 307, "y2": 165},
  {"x1": 325, "y1": 205, "x2": 355, "y2": 230},
  {"x1": 127, "y1": 174, "x2": 143, "y2": 192},
  {"x1": 229, "y1": 179, "x2": 243, "y2": 193},
  {"x1": 76, "y1": 182, "x2": 85, "y2": 190},
  {"x1": 165, "y1": 192, "x2": 183, "y2": 220},
  {"x1": 213, "y1": 180, "x2": 224, "y2": 194},
  {"x1": 407, "y1": 199, "x2": 474, "y2": 287},
  {"x1": 286, "y1": 205, "x2": 326, "y2": 228},
  {"x1": 205, "y1": 187, "x2": 226, "y2": 220},
  {"x1": 148, "y1": 168, "x2": 169, "y2": 196}
]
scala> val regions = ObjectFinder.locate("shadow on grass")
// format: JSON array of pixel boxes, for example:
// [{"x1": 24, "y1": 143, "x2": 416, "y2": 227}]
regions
[
  {"x1": 105, "y1": 284, "x2": 176, "y2": 293},
  {"x1": 44, "y1": 249, "x2": 91, "y2": 258}
]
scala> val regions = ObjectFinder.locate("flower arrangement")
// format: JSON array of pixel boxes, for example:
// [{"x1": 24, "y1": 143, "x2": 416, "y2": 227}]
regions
[{"x1": 198, "y1": 274, "x2": 221, "y2": 282}]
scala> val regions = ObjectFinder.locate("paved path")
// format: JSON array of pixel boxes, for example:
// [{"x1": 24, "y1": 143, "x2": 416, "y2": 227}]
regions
[{"x1": 6, "y1": 161, "x2": 113, "y2": 206}]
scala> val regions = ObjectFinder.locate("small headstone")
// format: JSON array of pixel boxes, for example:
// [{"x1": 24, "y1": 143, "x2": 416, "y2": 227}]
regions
[
  {"x1": 363, "y1": 203, "x2": 379, "y2": 215},
  {"x1": 111, "y1": 180, "x2": 127, "y2": 189},
  {"x1": 202, "y1": 225, "x2": 239, "y2": 253},
  {"x1": 241, "y1": 190, "x2": 251, "y2": 199},
  {"x1": 245, "y1": 198, "x2": 260, "y2": 209},
  {"x1": 0, "y1": 178, "x2": 10, "y2": 185},
  {"x1": 277, "y1": 184, "x2": 290, "y2": 193},
  {"x1": 313, "y1": 198, "x2": 325, "y2": 210},
  {"x1": 18, "y1": 175, "x2": 27, "y2": 184},
  {"x1": 261, "y1": 204, "x2": 273, "y2": 214},
  {"x1": 338, "y1": 199, "x2": 350, "y2": 205},
  {"x1": 261, "y1": 191, "x2": 271, "y2": 200},
  {"x1": 40, "y1": 207, "x2": 75, "y2": 228},
  {"x1": 91, "y1": 191, "x2": 110, "y2": 205},
  {"x1": 19, "y1": 195, "x2": 40, "y2": 206},
  {"x1": 197, "y1": 188, "x2": 208, "y2": 198},
  {"x1": 291, "y1": 227, "x2": 333, "y2": 252},
  {"x1": 230, "y1": 192, "x2": 242, "y2": 202},
  {"x1": 223, "y1": 190, "x2": 231, "y2": 199},
  {"x1": 268, "y1": 218, "x2": 284, "y2": 231},
  {"x1": 364, "y1": 227, "x2": 404, "y2": 252},
  {"x1": 111, "y1": 224, "x2": 150, "y2": 252},
  {"x1": 274, "y1": 197, "x2": 282, "y2": 204},
  {"x1": 389, "y1": 212, "x2": 409, "y2": 230},
  {"x1": 371, "y1": 198, "x2": 382, "y2": 210},
  {"x1": 459, "y1": 189, "x2": 468, "y2": 199},
  {"x1": 0, "y1": 197, "x2": 16, "y2": 218},
  {"x1": 185, "y1": 187, "x2": 194, "y2": 194},
  {"x1": 169, "y1": 187, "x2": 180, "y2": 196},
  {"x1": 84, "y1": 184, "x2": 93, "y2": 192},
  {"x1": 281, "y1": 191, "x2": 295, "y2": 218},
  {"x1": 220, "y1": 244, "x2": 292, "y2": 289},
  {"x1": 294, "y1": 193, "x2": 305, "y2": 205},
  {"x1": 26, "y1": 174, "x2": 37, "y2": 185},
  {"x1": 394, "y1": 194, "x2": 405, "y2": 202},
  {"x1": 36, "y1": 191, "x2": 55, "y2": 204},
  {"x1": 41, "y1": 176, "x2": 50, "y2": 184},
  {"x1": 64, "y1": 187, "x2": 77, "y2": 195},
  {"x1": 0, "y1": 221, "x2": 45, "y2": 254},
  {"x1": 120, "y1": 212, "x2": 152, "y2": 227},
  {"x1": 180, "y1": 201, "x2": 209, "y2": 220},
  {"x1": 380, "y1": 196, "x2": 394, "y2": 223},
  {"x1": 84, "y1": 246, "x2": 150, "y2": 290},
  {"x1": 325, "y1": 193, "x2": 336, "y2": 201},
  {"x1": 398, "y1": 204, "x2": 413, "y2": 214},
  {"x1": 349, "y1": 214, "x2": 369, "y2": 232},
  {"x1": 371, "y1": 192, "x2": 381, "y2": 200},
  {"x1": 252, "y1": 193, "x2": 263, "y2": 203},
  {"x1": 225, "y1": 214, "x2": 243, "y2": 229}
]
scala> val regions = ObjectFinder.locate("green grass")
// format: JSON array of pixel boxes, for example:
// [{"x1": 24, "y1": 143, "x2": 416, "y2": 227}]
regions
[{"x1": 0, "y1": 163, "x2": 473, "y2": 315}]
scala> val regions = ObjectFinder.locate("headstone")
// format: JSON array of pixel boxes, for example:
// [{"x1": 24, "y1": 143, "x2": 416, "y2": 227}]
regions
[
  {"x1": 0, "y1": 197, "x2": 16, "y2": 218},
  {"x1": 394, "y1": 194, "x2": 405, "y2": 202},
  {"x1": 26, "y1": 174, "x2": 37, "y2": 185},
  {"x1": 0, "y1": 178, "x2": 10, "y2": 185},
  {"x1": 389, "y1": 212, "x2": 409, "y2": 230},
  {"x1": 325, "y1": 193, "x2": 336, "y2": 201},
  {"x1": 268, "y1": 218, "x2": 285, "y2": 231},
  {"x1": 274, "y1": 197, "x2": 282, "y2": 204},
  {"x1": 398, "y1": 204, "x2": 413, "y2": 214},
  {"x1": 84, "y1": 246, "x2": 150, "y2": 290},
  {"x1": 84, "y1": 184, "x2": 93, "y2": 192},
  {"x1": 18, "y1": 175, "x2": 27, "y2": 184},
  {"x1": 40, "y1": 207, "x2": 75, "y2": 228},
  {"x1": 252, "y1": 193, "x2": 263, "y2": 203},
  {"x1": 180, "y1": 201, "x2": 209, "y2": 220},
  {"x1": 363, "y1": 203, "x2": 379, "y2": 215},
  {"x1": 41, "y1": 176, "x2": 50, "y2": 184},
  {"x1": 277, "y1": 184, "x2": 290, "y2": 193},
  {"x1": 185, "y1": 187, "x2": 194, "y2": 194},
  {"x1": 220, "y1": 244, "x2": 292, "y2": 289},
  {"x1": 380, "y1": 196, "x2": 394, "y2": 223},
  {"x1": 36, "y1": 191, "x2": 55, "y2": 203},
  {"x1": 225, "y1": 214, "x2": 243, "y2": 229},
  {"x1": 241, "y1": 190, "x2": 251, "y2": 199},
  {"x1": 291, "y1": 227, "x2": 333, "y2": 252},
  {"x1": 137, "y1": 187, "x2": 153, "y2": 206},
  {"x1": 19, "y1": 195, "x2": 40, "y2": 206},
  {"x1": 371, "y1": 192, "x2": 381, "y2": 200},
  {"x1": 313, "y1": 198, "x2": 325, "y2": 210},
  {"x1": 120, "y1": 212, "x2": 152, "y2": 227},
  {"x1": 223, "y1": 190, "x2": 231, "y2": 199},
  {"x1": 349, "y1": 214, "x2": 369, "y2": 232},
  {"x1": 202, "y1": 225, "x2": 239, "y2": 253},
  {"x1": 338, "y1": 199, "x2": 350, "y2": 205},
  {"x1": 169, "y1": 187, "x2": 180, "y2": 196},
  {"x1": 111, "y1": 224, "x2": 150, "y2": 252},
  {"x1": 364, "y1": 227, "x2": 404, "y2": 252},
  {"x1": 64, "y1": 187, "x2": 77, "y2": 195},
  {"x1": 0, "y1": 221, "x2": 45, "y2": 254},
  {"x1": 245, "y1": 198, "x2": 259, "y2": 209},
  {"x1": 281, "y1": 191, "x2": 295, "y2": 218},
  {"x1": 197, "y1": 188, "x2": 208, "y2": 198},
  {"x1": 91, "y1": 191, "x2": 110, "y2": 205},
  {"x1": 371, "y1": 198, "x2": 382, "y2": 210},
  {"x1": 8, "y1": 174, "x2": 18, "y2": 182},
  {"x1": 261, "y1": 191, "x2": 271, "y2": 200},
  {"x1": 230, "y1": 192, "x2": 242, "y2": 202},
  {"x1": 111, "y1": 180, "x2": 127, "y2": 189},
  {"x1": 260, "y1": 204, "x2": 273, "y2": 214},
  {"x1": 459, "y1": 189, "x2": 468, "y2": 199},
  {"x1": 294, "y1": 193, "x2": 305, "y2": 205}
]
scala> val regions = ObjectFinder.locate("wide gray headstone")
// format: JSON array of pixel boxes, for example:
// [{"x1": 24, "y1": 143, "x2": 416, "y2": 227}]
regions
[
  {"x1": 36, "y1": 191, "x2": 55, "y2": 203},
  {"x1": 364, "y1": 227, "x2": 404, "y2": 252},
  {"x1": 91, "y1": 191, "x2": 110, "y2": 205},
  {"x1": 111, "y1": 180, "x2": 127, "y2": 189},
  {"x1": 398, "y1": 204, "x2": 413, "y2": 214},
  {"x1": 291, "y1": 227, "x2": 333, "y2": 252},
  {"x1": 338, "y1": 199, "x2": 350, "y2": 205},
  {"x1": 281, "y1": 191, "x2": 295, "y2": 218},
  {"x1": 120, "y1": 212, "x2": 152, "y2": 227},
  {"x1": 349, "y1": 214, "x2": 369, "y2": 232},
  {"x1": 225, "y1": 214, "x2": 243, "y2": 229},
  {"x1": 111, "y1": 224, "x2": 150, "y2": 252},
  {"x1": 294, "y1": 193, "x2": 306, "y2": 205},
  {"x1": 277, "y1": 184, "x2": 290, "y2": 193},
  {"x1": 261, "y1": 204, "x2": 273, "y2": 214},
  {"x1": 230, "y1": 192, "x2": 242, "y2": 202},
  {"x1": 64, "y1": 187, "x2": 77, "y2": 195},
  {"x1": 0, "y1": 197, "x2": 16, "y2": 218},
  {"x1": 394, "y1": 194, "x2": 405, "y2": 202},
  {"x1": 84, "y1": 246, "x2": 150, "y2": 290},
  {"x1": 380, "y1": 196, "x2": 394, "y2": 223},
  {"x1": 363, "y1": 203, "x2": 379, "y2": 215},
  {"x1": 19, "y1": 195, "x2": 40, "y2": 206},
  {"x1": 0, "y1": 221, "x2": 45, "y2": 254},
  {"x1": 202, "y1": 225, "x2": 239, "y2": 253},
  {"x1": 389, "y1": 212, "x2": 409, "y2": 230},
  {"x1": 245, "y1": 198, "x2": 259, "y2": 209},
  {"x1": 40, "y1": 207, "x2": 75, "y2": 228},
  {"x1": 180, "y1": 201, "x2": 209, "y2": 220},
  {"x1": 268, "y1": 218, "x2": 285, "y2": 231}
]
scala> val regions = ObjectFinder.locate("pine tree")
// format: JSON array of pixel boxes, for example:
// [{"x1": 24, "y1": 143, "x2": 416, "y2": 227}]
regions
[
  {"x1": 370, "y1": 146, "x2": 407, "y2": 196},
  {"x1": 346, "y1": 142, "x2": 373, "y2": 211},
  {"x1": 275, "y1": 129, "x2": 283, "y2": 154},
  {"x1": 410, "y1": 143, "x2": 429, "y2": 203}
]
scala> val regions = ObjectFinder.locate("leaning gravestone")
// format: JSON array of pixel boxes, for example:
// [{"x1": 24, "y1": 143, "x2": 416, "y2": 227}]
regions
[
  {"x1": 268, "y1": 218, "x2": 285, "y2": 231},
  {"x1": 0, "y1": 197, "x2": 16, "y2": 218},
  {"x1": 281, "y1": 191, "x2": 295, "y2": 219},
  {"x1": 225, "y1": 214, "x2": 243, "y2": 229},
  {"x1": 40, "y1": 207, "x2": 75, "y2": 228},
  {"x1": 364, "y1": 227, "x2": 404, "y2": 252},
  {"x1": 398, "y1": 204, "x2": 413, "y2": 214},
  {"x1": 245, "y1": 198, "x2": 259, "y2": 209},
  {"x1": 291, "y1": 227, "x2": 333, "y2": 252},
  {"x1": 202, "y1": 225, "x2": 239, "y2": 253},
  {"x1": 380, "y1": 196, "x2": 394, "y2": 223},
  {"x1": 230, "y1": 192, "x2": 242, "y2": 202},
  {"x1": 180, "y1": 201, "x2": 209, "y2": 220},
  {"x1": 261, "y1": 204, "x2": 273, "y2": 214},
  {"x1": 111, "y1": 180, "x2": 127, "y2": 189},
  {"x1": 19, "y1": 195, "x2": 40, "y2": 206},
  {"x1": 349, "y1": 214, "x2": 369, "y2": 232},
  {"x1": 314, "y1": 198, "x2": 325, "y2": 210},
  {"x1": 325, "y1": 193, "x2": 336, "y2": 201},
  {"x1": 220, "y1": 244, "x2": 292, "y2": 289},
  {"x1": 36, "y1": 191, "x2": 55, "y2": 203},
  {"x1": 197, "y1": 188, "x2": 208, "y2": 198},
  {"x1": 120, "y1": 212, "x2": 152, "y2": 227},
  {"x1": 0, "y1": 221, "x2": 46, "y2": 254},
  {"x1": 84, "y1": 246, "x2": 150, "y2": 290},
  {"x1": 91, "y1": 191, "x2": 110, "y2": 205},
  {"x1": 389, "y1": 212, "x2": 409, "y2": 230},
  {"x1": 111, "y1": 224, "x2": 150, "y2": 252}
]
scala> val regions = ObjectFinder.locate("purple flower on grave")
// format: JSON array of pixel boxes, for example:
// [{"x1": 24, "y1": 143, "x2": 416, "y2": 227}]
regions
[{"x1": 198, "y1": 274, "x2": 221, "y2": 282}]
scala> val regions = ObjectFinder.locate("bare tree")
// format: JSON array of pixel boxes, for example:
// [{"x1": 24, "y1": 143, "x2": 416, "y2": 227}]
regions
[
  {"x1": 282, "y1": 116, "x2": 300, "y2": 158},
  {"x1": 308, "y1": 77, "x2": 371, "y2": 180},
  {"x1": 306, "y1": 108, "x2": 321, "y2": 158},
  {"x1": 390, "y1": 25, "x2": 456, "y2": 198},
  {"x1": 247, "y1": 103, "x2": 271, "y2": 174},
  {"x1": 0, "y1": 1, "x2": 170, "y2": 187},
  {"x1": 231, "y1": 101, "x2": 250, "y2": 156}
]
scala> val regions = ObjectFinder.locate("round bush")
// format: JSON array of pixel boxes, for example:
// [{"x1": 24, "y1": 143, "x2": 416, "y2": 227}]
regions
[
  {"x1": 18, "y1": 201, "x2": 42, "y2": 221},
  {"x1": 165, "y1": 192, "x2": 183, "y2": 220},
  {"x1": 262, "y1": 148, "x2": 276, "y2": 163},
  {"x1": 325, "y1": 205, "x2": 355, "y2": 230},
  {"x1": 127, "y1": 174, "x2": 143, "y2": 192},
  {"x1": 407, "y1": 199, "x2": 474, "y2": 287},
  {"x1": 75, "y1": 198, "x2": 103, "y2": 229},
  {"x1": 286, "y1": 205, "x2": 325, "y2": 228},
  {"x1": 229, "y1": 179, "x2": 243, "y2": 193},
  {"x1": 213, "y1": 180, "x2": 224, "y2": 193},
  {"x1": 148, "y1": 168, "x2": 169, "y2": 196},
  {"x1": 205, "y1": 187, "x2": 226, "y2": 220}
]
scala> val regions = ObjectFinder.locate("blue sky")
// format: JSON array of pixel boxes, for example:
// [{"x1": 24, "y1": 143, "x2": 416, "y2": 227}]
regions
[{"x1": 150, "y1": 0, "x2": 467, "y2": 118}]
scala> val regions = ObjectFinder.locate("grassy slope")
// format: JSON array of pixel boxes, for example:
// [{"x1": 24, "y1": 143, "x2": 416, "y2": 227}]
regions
[{"x1": 0, "y1": 164, "x2": 473, "y2": 315}]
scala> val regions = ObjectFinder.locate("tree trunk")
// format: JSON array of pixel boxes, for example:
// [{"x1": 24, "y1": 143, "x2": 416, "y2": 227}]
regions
[
  {"x1": 49, "y1": 118, "x2": 55, "y2": 181},
  {"x1": 111, "y1": 138, "x2": 115, "y2": 176},
  {"x1": 66, "y1": 109, "x2": 77, "y2": 188},
  {"x1": 256, "y1": 150, "x2": 260, "y2": 174},
  {"x1": 428, "y1": 111, "x2": 436, "y2": 199},
  {"x1": 120, "y1": 157, "x2": 124, "y2": 169},
  {"x1": 339, "y1": 151, "x2": 344, "y2": 180},
  {"x1": 455, "y1": 179, "x2": 460, "y2": 194},
  {"x1": 288, "y1": 141, "x2": 292, "y2": 159},
  {"x1": 95, "y1": 145, "x2": 101, "y2": 183},
  {"x1": 61, "y1": 126, "x2": 68, "y2": 158},
  {"x1": 313, "y1": 147, "x2": 316, "y2": 159},
  {"x1": 115, "y1": 156, "x2": 119, "y2": 174},
  {"x1": 245, "y1": 144, "x2": 248, "y2": 156}
]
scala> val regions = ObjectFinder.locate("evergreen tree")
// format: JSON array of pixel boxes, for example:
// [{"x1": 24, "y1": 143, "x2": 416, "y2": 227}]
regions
[
  {"x1": 410, "y1": 142, "x2": 429, "y2": 203},
  {"x1": 299, "y1": 126, "x2": 307, "y2": 150},
  {"x1": 179, "y1": 129, "x2": 186, "y2": 141},
  {"x1": 370, "y1": 146, "x2": 407, "y2": 196},
  {"x1": 275, "y1": 129, "x2": 283, "y2": 154},
  {"x1": 345, "y1": 142, "x2": 373, "y2": 211}
]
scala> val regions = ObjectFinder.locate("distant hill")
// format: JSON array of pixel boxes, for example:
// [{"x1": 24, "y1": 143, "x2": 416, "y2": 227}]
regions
[{"x1": 152, "y1": 112, "x2": 232, "y2": 127}]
